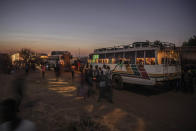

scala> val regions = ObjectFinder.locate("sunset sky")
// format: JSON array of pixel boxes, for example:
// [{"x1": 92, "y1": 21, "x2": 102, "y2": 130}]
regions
[{"x1": 0, "y1": 0, "x2": 195, "y2": 56}]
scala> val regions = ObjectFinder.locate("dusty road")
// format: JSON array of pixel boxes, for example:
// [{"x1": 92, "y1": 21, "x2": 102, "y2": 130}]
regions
[{"x1": 1, "y1": 70, "x2": 196, "y2": 131}]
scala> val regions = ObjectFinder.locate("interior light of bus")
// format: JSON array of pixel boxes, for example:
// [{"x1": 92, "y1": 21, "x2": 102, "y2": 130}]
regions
[
  {"x1": 145, "y1": 58, "x2": 155, "y2": 65},
  {"x1": 136, "y1": 58, "x2": 144, "y2": 65}
]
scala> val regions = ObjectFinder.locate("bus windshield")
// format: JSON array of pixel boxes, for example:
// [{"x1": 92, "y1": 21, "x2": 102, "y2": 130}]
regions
[{"x1": 157, "y1": 50, "x2": 179, "y2": 65}]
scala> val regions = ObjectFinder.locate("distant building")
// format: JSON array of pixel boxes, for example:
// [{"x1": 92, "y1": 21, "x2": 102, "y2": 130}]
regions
[
  {"x1": 11, "y1": 52, "x2": 23, "y2": 64},
  {"x1": 51, "y1": 51, "x2": 70, "y2": 56}
]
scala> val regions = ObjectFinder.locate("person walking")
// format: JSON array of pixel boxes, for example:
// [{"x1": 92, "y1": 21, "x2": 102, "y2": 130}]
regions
[
  {"x1": 189, "y1": 69, "x2": 194, "y2": 93},
  {"x1": 41, "y1": 64, "x2": 46, "y2": 79},
  {"x1": 87, "y1": 65, "x2": 93, "y2": 97},
  {"x1": 105, "y1": 66, "x2": 113, "y2": 103},
  {"x1": 77, "y1": 61, "x2": 81, "y2": 71},
  {"x1": 55, "y1": 61, "x2": 60, "y2": 81},
  {"x1": 192, "y1": 69, "x2": 196, "y2": 93},
  {"x1": 25, "y1": 63, "x2": 29, "y2": 75},
  {"x1": 97, "y1": 70, "x2": 106, "y2": 102},
  {"x1": 71, "y1": 64, "x2": 75, "y2": 83},
  {"x1": 94, "y1": 65, "x2": 100, "y2": 89},
  {"x1": 84, "y1": 64, "x2": 89, "y2": 82},
  {"x1": 102, "y1": 64, "x2": 107, "y2": 75},
  {"x1": 184, "y1": 67, "x2": 192, "y2": 93},
  {"x1": 77, "y1": 70, "x2": 88, "y2": 100}
]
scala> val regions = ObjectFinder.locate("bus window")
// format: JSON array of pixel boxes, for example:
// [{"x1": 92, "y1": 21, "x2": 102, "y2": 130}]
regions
[
  {"x1": 145, "y1": 50, "x2": 155, "y2": 65},
  {"x1": 106, "y1": 53, "x2": 115, "y2": 58},
  {"x1": 136, "y1": 51, "x2": 144, "y2": 65},
  {"x1": 124, "y1": 60, "x2": 130, "y2": 64},
  {"x1": 130, "y1": 58, "x2": 135, "y2": 64},
  {"x1": 109, "y1": 59, "x2": 112, "y2": 64},
  {"x1": 104, "y1": 59, "x2": 109, "y2": 64},
  {"x1": 169, "y1": 50, "x2": 179, "y2": 65},
  {"x1": 95, "y1": 59, "x2": 98, "y2": 63},
  {"x1": 125, "y1": 52, "x2": 129, "y2": 58},
  {"x1": 88, "y1": 59, "x2": 92, "y2": 64},
  {"x1": 112, "y1": 58, "x2": 116, "y2": 64},
  {"x1": 146, "y1": 50, "x2": 155, "y2": 57},
  {"x1": 145, "y1": 58, "x2": 155, "y2": 65},
  {"x1": 125, "y1": 51, "x2": 135, "y2": 64},
  {"x1": 102, "y1": 59, "x2": 104, "y2": 64},
  {"x1": 137, "y1": 51, "x2": 144, "y2": 58},
  {"x1": 136, "y1": 58, "x2": 144, "y2": 65},
  {"x1": 99, "y1": 54, "x2": 105, "y2": 59},
  {"x1": 158, "y1": 50, "x2": 179, "y2": 65},
  {"x1": 158, "y1": 51, "x2": 165, "y2": 64},
  {"x1": 125, "y1": 51, "x2": 135, "y2": 58},
  {"x1": 130, "y1": 52, "x2": 135, "y2": 64},
  {"x1": 115, "y1": 52, "x2": 123, "y2": 58},
  {"x1": 89, "y1": 54, "x2": 93, "y2": 59},
  {"x1": 98, "y1": 59, "x2": 102, "y2": 63}
]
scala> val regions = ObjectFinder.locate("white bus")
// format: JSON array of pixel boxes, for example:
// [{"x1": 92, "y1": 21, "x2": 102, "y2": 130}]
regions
[{"x1": 88, "y1": 42, "x2": 181, "y2": 88}]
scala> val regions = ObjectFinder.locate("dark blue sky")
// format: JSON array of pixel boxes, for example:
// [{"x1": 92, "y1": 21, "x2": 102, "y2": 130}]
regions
[{"x1": 0, "y1": 0, "x2": 195, "y2": 55}]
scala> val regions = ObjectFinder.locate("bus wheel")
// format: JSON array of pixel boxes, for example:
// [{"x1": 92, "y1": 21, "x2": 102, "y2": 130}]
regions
[{"x1": 112, "y1": 75, "x2": 124, "y2": 90}]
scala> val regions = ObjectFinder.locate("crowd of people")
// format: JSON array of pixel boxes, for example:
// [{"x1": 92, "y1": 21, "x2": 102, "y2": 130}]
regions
[
  {"x1": 39, "y1": 61, "x2": 114, "y2": 103},
  {"x1": 77, "y1": 64, "x2": 113, "y2": 103}
]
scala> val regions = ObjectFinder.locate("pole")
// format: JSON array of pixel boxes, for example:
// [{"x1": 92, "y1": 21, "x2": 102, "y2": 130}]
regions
[{"x1": 79, "y1": 48, "x2": 80, "y2": 58}]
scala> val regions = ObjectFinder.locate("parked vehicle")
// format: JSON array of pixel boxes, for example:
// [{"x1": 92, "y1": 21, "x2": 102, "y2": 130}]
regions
[{"x1": 88, "y1": 42, "x2": 181, "y2": 88}]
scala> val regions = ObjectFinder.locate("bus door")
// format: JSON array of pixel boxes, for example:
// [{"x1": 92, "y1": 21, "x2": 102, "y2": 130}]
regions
[{"x1": 163, "y1": 50, "x2": 171, "y2": 80}]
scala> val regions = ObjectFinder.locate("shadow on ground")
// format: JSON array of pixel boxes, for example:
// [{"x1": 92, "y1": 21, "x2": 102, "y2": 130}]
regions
[
  {"x1": 121, "y1": 83, "x2": 173, "y2": 96},
  {"x1": 19, "y1": 71, "x2": 143, "y2": 131}
]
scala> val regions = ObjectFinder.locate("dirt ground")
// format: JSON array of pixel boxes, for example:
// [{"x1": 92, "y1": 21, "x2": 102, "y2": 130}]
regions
[{"x1": 1, "y1": 70, "x2": 196, "y2": 131}]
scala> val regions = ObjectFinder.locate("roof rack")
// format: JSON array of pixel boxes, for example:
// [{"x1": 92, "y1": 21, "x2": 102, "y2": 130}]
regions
[{"x1": 94, "y1": 41, "x2": 176, "y2": 53}]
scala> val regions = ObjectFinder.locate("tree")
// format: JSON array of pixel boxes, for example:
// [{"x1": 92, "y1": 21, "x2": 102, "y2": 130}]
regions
[
  {"x1": 182, "y1": 35, "x2": 196, "y2": 46},
  {"x1": 20, "y1": 48, "x2": 33, "y2": 63}
]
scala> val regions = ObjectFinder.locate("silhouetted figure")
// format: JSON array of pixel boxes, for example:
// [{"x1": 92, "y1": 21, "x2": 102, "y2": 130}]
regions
[
  {"x1": 102, "y1": 64, "x2": 107, "y2": 75},
  {"x1": 7, "y1": 65, "x2": 12, "y2": 74},
  {"x1": 193, "y1": 71, "x2": 196, "y2": 93},
  {"x1": 94, "y1": 65, "x2": 100, "y2": 89},
  {"x1": 71, "y1": 64, "x2": 75, "y2": 82},
  {"x1": 77, "y1": 70, "x2": 88, "y2": 100},
  {"x1": 55, "y1": 62, "x2": 60, "y2": 81},
  {"x1": 84, "y1": 64, "x2": 89, "y2": 82},
  {"x1": 189, "y1": 70, "x2": 194, "y2": 93},
  {"x1": 184, "y1": 68, "x2": 193, "y2": 93},
  {"x1": 87, "y1": 65, "x2": 93, "y2": 97},
  {"x1": 32, "y1": 63, "x2": 36, "y2": 71},
  {"x1": 105, "y1": 66, "x2": 113, "y2": 103},
  {"x1": 25, "y1": 63, "x2": 29, "y2": 75},
  {"x1": 98, "y1": 70, "x2": 106, "y2": 102},
  {"x1": 77, "y1": 61, "x2": 81, "y2": 71},
  {"x1": 97, "y1": 66, "x2": 113, "y2": 103},
  {"x1": 41, "y1": 64, "x2": 46, "y2": 79},
  {"x1": 0, "y1": 98, "x2": 36, "y2": 131},
  {"x1": 175, "y1": 78, "x2": 181, "y2": 91},
  {"x1": 12, "y1": 75, "x2": 26, "y2": 112}
]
